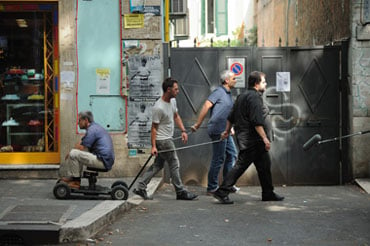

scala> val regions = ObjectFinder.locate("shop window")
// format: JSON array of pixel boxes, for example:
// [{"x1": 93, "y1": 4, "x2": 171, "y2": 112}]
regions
[{"x1": 0, "y1": 3, "x2": 59, "y2": 163}]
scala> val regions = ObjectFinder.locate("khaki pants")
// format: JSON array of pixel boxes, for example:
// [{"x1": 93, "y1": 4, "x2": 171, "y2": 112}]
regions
[{"x1": 59, "y1": 149, "x2": 106, "y2": 178}]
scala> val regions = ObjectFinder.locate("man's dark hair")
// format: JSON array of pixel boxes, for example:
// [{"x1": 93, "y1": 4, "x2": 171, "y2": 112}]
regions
[
  {"x1": 248, "y1": 71, "x2": 266, "y2": 88},
  {"x1": 79, "y1": 111, "x2": 94, "y2": 123},
  {"x1": 162, "y1": 77, "x2": 178, "y2": 92}
]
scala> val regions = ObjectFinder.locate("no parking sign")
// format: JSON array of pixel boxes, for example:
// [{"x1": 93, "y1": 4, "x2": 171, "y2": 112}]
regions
[
  {"x1": 227, "y1": 57, "x2": 245, "y2": 88},
  {"x1": 230, "y1": 62, "x2": 243, "y2": 76}
]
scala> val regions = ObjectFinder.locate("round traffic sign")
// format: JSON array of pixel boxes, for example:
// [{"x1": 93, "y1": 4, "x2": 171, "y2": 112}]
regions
[{"x1": 230, "y1": 62, "x2": 243, "y2": 76}]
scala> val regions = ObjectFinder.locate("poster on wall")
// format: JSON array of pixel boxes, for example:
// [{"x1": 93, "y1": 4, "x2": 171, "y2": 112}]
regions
[
  {"x1": 96, "y1": 68, "x2": 110, "y2": 94},
  {"x1": 127, "y1": 101, "x2": 154, "y2": 148},
  {"x1": 124, "y1": 14, "x2": 144, "y2": 29},
  {"x1": 129, "y1": 0, "x2": 145, "y2": 13},
  {"x1": 127, "y1": 55, "x2": 162, "y2": 148},
  {"x1": 276, "y1": 72, "x2": 290, "y2": 92}
]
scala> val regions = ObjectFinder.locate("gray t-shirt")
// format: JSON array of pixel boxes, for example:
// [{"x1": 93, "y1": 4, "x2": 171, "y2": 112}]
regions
[{"x1": 152, "y1": 98, "x2": 177, "y2": 140}]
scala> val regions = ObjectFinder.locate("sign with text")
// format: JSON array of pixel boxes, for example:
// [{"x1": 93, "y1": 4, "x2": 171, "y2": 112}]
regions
[{"x1": 276, "y1": 72, "x2": 291, "y2": 92}]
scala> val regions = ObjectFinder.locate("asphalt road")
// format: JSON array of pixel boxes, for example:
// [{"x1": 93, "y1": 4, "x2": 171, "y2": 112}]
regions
[{"x1": 73, "y1": 183, "x2": 370, "y2": 246}]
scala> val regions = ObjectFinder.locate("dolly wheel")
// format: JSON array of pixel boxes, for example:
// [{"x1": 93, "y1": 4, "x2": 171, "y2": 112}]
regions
[
  {"x1": 111, "y1": 185, "x2": 129, "y2": 200},
  {"x1": 111, "y1": 180, "x2": 128, "y2": 189},
  {"x1": 53, "y1": 182, "x2": 71, "y2": 199}
]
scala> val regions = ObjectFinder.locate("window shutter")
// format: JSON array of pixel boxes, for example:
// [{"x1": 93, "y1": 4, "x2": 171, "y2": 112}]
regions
[
  {"x1": 174, "y1": 17, "x2": 189, "y2": 37},
  {"x1": 201, "y1": 0, "x2": 206, "y2": 35},
  {"x1": 170, "y1": 0, "x2": 189, "y2": 38},
  {"x1": 170, "y1": 0, "x2": 186, "y2": 14},
  {"x1": 215, "y1": 0, "x2": 228, "y2": 36}
]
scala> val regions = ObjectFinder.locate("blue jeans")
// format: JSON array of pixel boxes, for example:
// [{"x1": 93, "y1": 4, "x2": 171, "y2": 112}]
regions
[{"x1": 207, "y1": 134, "x2": 238, "y2": 191}]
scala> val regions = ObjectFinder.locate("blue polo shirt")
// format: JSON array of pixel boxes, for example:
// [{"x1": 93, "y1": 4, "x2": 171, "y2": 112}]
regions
[
  {"x1": 207, "y1": 86, "x2": 234, "y2": 135},
  {"x1": 81, "y1": 122, "x2": 115, "y2": 170}
]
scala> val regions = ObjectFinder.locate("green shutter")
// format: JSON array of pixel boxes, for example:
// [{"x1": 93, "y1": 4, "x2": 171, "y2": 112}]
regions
[
  {"x1": 215, "y1": 0, "x2": 227, "y2": 36},
  {"x1": 201, "y1": 0, "x2": 205, "y2": 35}
]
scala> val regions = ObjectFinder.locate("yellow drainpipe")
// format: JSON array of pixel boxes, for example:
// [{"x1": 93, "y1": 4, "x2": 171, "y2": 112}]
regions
[{"x1": 164, "y1": 0, "x2": 169, "y2": 42}]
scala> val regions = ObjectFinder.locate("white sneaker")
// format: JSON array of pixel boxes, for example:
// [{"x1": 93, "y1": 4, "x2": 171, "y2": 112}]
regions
[{"x1": 231, "y1": 185, "x2": 240, "y2": 193}]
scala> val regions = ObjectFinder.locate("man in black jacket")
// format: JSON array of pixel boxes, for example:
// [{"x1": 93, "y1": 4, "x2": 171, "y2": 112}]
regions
[{"x1": 213, "y1": 71, "x2": 284, "y2": 204}]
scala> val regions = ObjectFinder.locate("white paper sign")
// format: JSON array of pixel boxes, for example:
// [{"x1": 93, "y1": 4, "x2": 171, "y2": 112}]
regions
[
  {"x1": 276, "y1": 72, "x2": 290, "y2": 92},
  {"x1": 96, "y1": 68, "x2": 110, "y2": 94}
]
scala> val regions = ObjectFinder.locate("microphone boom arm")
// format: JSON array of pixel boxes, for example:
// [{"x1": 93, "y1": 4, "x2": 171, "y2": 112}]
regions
[{"x1": 318, "y1": 130, "x2": 370, "y2": 144}]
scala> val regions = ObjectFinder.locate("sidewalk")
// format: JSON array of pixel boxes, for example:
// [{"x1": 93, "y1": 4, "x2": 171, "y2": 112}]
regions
[{"x1": 0, "y1": 177, "x2": 162, "y2": 244}]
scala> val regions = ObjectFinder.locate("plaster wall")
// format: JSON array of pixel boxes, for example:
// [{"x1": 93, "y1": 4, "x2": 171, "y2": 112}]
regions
[
  {"x1": 58, "y1": 0, "x2": 131, "y2": 178},
  {"x1": 58, "y1": 0, "x2": 163, "y2": 179}
]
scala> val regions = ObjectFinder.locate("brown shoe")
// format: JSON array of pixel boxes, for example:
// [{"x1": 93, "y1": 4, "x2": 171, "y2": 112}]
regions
[
  {"x1": 60, "y1": 177, "x2": 72, "y2": 183},
  {"x1": 67, "y1": 180, "x2": 80, "y2": 189},
  {"x1": 206, "y1": 191, "x2": 215, "y2": 196}
]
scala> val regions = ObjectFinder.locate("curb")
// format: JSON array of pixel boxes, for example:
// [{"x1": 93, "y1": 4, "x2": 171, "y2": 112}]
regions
[{"x1": 59, "y1": 178, "x2": 162, "y2": 243}]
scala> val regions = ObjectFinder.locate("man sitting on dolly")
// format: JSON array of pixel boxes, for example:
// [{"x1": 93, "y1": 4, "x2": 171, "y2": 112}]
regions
[{"x1": 58, "y1": 111, "x2": 115, "y2": 189}]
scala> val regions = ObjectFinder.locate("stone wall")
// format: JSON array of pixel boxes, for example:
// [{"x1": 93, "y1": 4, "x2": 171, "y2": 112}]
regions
[{"x1": 350, "y1": 1, "x2": 370, "y2": 177}]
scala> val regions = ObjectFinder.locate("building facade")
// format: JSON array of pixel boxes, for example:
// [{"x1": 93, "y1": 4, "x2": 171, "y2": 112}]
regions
[
  {"x1": 0, "y1": 0, "x2": 163, "y2": 178},
  {"x1": 1, "y1": 0, "x2": 368, "y2": 181}
]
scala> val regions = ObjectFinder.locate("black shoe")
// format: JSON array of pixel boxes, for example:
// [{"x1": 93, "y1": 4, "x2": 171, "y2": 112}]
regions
[
  {"x1": 262, "y1": 192, "x2": 284, "y2": 201},
  {"x1": 213, "y1": 191, "x2": 234, "y2": 204},
  {"x1": 176, "y1": 191, "x2": 198, "y2": 200},
  {"x1": 133, "y1": 188, "x2": 150, "y2": 200}
]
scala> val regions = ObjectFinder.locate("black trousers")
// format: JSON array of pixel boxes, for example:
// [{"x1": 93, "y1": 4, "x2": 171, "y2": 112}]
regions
[{"x1": 218, "y1": 142, "x2": 274, "y2": 196}]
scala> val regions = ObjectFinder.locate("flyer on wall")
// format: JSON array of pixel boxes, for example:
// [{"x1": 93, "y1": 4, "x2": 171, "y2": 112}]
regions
[{"x1": 127, "y1": 54, "x2": 162, "y2": 148}]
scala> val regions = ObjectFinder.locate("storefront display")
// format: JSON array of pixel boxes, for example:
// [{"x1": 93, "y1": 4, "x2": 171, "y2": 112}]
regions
[
  {"x1": 1, "y1": 68, "x2": 45, "y2": 152},
  {"x1": 0, "y1": 2, "x2": 59, "y2": 163}
]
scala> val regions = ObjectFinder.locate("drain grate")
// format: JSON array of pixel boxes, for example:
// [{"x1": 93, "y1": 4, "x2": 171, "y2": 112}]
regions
[
  {"x1": 0, "y1": 233, "x2": 24, "y2": 245},
  {"x1": 0, "y1": 224, "x2": 60, "y2": 245}
]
